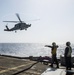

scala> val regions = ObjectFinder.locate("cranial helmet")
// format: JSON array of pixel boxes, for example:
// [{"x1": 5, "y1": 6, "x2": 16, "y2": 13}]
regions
[
  {"x1": 52, "y1": 42, "x2": 56, "y2": 46},
  {"x1": 66, "y1": 41, "x2": 71, "y2": 46}
]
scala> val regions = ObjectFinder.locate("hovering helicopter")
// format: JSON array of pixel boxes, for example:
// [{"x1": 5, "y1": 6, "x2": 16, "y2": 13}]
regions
[{"x1": 3, "y1": 13, "x2": 31, "y2": 32}]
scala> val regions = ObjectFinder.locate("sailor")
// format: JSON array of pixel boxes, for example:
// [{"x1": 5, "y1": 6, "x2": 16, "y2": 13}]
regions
[
  {"x1": 64, "y1": 42, "x2": 72, "y2": 70},
  {"x1": 45, "y1": 42, "x2": 59, "y2": 68}
]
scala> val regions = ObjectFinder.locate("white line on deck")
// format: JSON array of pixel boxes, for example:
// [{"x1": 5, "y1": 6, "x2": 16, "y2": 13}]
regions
[
  {"x1": 0, "y1": 62, "x2": 34, "y2": 74},
  {"x1": 26, "y1": 70, "x2": 41, "y2": 75}
]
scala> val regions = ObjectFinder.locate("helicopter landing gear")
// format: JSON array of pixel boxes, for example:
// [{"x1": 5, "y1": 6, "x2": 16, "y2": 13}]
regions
[
  {"x1": 25, "y1": 28, "x2": 27, "y2": 30},
  {"x1": 15, "y1": 31, "x2": 17, "y2": 33}
]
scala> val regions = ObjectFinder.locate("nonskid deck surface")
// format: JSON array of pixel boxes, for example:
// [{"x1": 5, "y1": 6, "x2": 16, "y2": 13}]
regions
[
  {"x1": 0, "y1": 55, "x2": 48, "y2": 75},
  {"x1": 0, "y1": 55, "x2": 74, "y2": 75}
]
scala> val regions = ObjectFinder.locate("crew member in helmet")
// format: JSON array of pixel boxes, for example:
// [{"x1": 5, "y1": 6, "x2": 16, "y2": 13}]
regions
[
  {"x1": 64, "y1": 42, "x2": 72, "y2": 70},
  {"x1": 45, "y1": 42, "x2": 59, "y2": 68}
]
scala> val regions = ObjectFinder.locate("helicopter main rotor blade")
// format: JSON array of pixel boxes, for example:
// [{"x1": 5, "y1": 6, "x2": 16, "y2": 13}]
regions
[
  {"x1": 16, "y1": 13, "x2": 22, "y2": 23},
  {"x1": 26, "y1": 19, "x2": 40, "y2": 22},
  {"x1": 3, "y1": 21, "x2": 20, "y2": 23}
]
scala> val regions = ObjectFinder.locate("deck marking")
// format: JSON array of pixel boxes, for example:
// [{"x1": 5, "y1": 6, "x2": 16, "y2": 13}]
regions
[
  {"x1": 0, "y1": 62, "x2": 34, "y2": 74},
  {"x1": 26, "y1": 70, "x2": 41, "y2": 75},
  {"x1": 41, "y1": 68, "x2": 66, "y2": 75},
  {"x1": 0, "y1": 66, "x2": 7, "y2": 69}
]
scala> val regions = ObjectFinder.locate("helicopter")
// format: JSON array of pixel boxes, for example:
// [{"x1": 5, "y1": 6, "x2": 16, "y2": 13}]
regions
[{"x1": 3, "y1": 13, "x2": 31, "y2": 32}]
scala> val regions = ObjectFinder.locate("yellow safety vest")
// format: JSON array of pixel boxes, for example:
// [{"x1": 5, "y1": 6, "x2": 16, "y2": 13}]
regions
[
  {"x1": 67, "y1": 46, "x2": 72, "y2": 57},
  {"x1": 51, "y1": 47, "x2": 57, "y2": 55}
]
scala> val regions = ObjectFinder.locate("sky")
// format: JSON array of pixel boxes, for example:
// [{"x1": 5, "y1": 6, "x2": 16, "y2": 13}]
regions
[{"x1": 0, "y1": 0, "x2": 74, "y2": 44}]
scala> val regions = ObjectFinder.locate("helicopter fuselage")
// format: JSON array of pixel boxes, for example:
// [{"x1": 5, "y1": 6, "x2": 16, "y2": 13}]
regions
[
  {"x1": 14, "y1": 23, "x2": 31, "y2": 30},
  {"x1": 4, "y1": 23, "x2": 31, "y2": 31},
  {"x1": 3, "y1": 13, "x2": 32, "y2": 32}
]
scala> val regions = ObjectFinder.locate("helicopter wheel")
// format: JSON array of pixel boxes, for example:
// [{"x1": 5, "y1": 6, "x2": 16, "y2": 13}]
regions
[
  {"x1": 15, "y1": 31, "x2": 17, "y2": 33},
  {"x1": 25, "y1": 28, "x2": 27, "y2": 30}
]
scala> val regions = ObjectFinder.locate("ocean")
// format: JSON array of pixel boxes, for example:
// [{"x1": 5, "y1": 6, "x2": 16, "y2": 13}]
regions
[{"x1": 0, "y1": 43, "x2": 74, "y2": 57}]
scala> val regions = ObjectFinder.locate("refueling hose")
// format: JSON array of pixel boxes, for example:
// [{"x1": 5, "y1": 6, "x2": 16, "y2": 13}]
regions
[{"x1": 12, "y1": 61, "x2": 39, "y2": 75}]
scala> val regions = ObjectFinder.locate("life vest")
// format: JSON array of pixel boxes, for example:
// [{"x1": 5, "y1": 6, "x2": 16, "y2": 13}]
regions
[
  {"x1": 67, "y1": 46, "x2": 72, "y2": 57},
  {"x1": 51, "y1": 47, "x2": 57, "y2": 55}
]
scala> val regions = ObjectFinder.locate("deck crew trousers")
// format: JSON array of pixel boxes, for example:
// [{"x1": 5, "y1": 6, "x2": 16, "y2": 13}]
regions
[
  {"x1": 51, "y1": 54, "x2": 59, "y2": 67},
  {"x1": 65, "y1": 56, "x2": 72, "y2": 70}
]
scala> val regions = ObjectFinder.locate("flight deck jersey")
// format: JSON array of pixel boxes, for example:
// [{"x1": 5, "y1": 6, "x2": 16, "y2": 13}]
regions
[{"x1": 51, "y1": 47, "x2": 57, "y2": 55}]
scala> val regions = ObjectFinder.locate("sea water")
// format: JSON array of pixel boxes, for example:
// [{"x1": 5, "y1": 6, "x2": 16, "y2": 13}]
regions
[{"x1": 0, "y1": 43, "x2": 74, "y2": 57}]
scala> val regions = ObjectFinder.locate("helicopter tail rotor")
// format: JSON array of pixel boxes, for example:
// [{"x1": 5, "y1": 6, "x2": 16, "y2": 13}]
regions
[
  {"x1": 4, "y1": 23, "x2": 10, "y2": 31},
  {"x1": 6, "y1": 25, "x2": 9, "y2": 30}
]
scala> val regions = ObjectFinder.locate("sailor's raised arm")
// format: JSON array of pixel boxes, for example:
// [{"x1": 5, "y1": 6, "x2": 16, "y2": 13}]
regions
[{"x1": 45, "y1": 45, "x2": 52, "y2": 48}]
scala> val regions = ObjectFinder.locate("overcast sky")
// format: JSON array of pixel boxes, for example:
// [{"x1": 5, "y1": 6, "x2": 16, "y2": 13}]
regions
[{"x1": 0, "y1": 0, "x2": 74, "y2": 44}]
